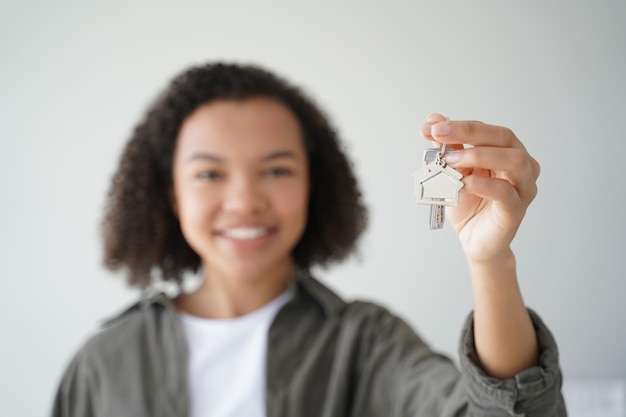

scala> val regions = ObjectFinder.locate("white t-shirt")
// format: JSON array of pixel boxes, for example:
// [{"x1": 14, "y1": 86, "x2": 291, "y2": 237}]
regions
[{"x1": 179, "y1": 290, "x2": 293, "y2": 417}]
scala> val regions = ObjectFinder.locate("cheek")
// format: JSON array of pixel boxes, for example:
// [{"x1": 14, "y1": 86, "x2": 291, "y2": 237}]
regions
[
  {"x1": 276, "y1": 183, "x2": 309, "y2": 225},
  {"x1": 176, "y1": 195, "x2": 218, "y2": 255},
  {"x1": 177, "y1": 189, "x2": 216, "y2": 230}
]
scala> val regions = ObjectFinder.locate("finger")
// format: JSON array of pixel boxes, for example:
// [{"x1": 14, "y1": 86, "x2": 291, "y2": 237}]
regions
[
  {"x1": 449, "y1": 148, "x2": 539, "y2": 204},
  {"x1": 444, "y1": 147, "x2": 541, "y2": 181},
  {"x1": 421, "y1": 114, "x2": 464, "y2": 151},
  {"x1": 428, "y1": 120, "x2": 526, "y2": 150},
  {"x1": 421, "y1": 113, "x2": 448, "y2": 138},
  {"x1": 427, "y1": 112, "x2": 447, "y2": 122},
  {"x1": 461, "y1": 175, "x2": 529, "y2": 217}
]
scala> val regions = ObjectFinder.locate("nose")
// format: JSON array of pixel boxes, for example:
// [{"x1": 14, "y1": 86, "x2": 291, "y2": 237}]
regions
[{"x1": 222, "y1": 175, "x2": 267, "y2": 214}]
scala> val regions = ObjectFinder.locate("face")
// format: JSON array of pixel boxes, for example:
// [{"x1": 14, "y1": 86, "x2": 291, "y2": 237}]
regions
[{"x1": 171, "y1": 97, "x2": 309, "y2": 286}]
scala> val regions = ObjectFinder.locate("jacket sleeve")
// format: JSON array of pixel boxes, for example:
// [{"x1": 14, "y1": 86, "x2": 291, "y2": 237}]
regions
[
  {"x1": 50, "y1": 348, "x2": 98, "y2": 417},
  {"x1": 457, "y1": 308, "x2": 567, "y2": 416},
  {"x1": 351, "y1": 303, "x2": 566, "y2": 416}
]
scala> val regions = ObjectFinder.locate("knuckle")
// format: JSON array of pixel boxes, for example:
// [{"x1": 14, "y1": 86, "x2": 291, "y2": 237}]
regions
[
  {"x1": 465, "y1": 120, "x2": 483, "y2": 137},
  {"x1": 502, "y1": 126, "x2": 515, "y2": 139},
  {"x1": 529, "y1": 183, "x2": 538, "y2": 201},
  {"x1": 532, "y1": 157, "x2": 541, "y2": 179},
  {"x1": 509, "y1": 148, "x2": 528, "y2": 169},
  {"x1": 465, "y1": 147, "x2": 480, "y2": 165}
]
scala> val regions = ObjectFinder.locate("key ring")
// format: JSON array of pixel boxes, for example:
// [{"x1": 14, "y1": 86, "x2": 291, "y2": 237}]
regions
[{"x1": 436, "y1": 143, "x2": 447, "y2": 167}]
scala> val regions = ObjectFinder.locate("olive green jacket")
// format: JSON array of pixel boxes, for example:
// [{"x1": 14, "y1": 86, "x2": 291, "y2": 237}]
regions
[{"x1": 52, "y1": 274, "x2": 566, "y2": 416}]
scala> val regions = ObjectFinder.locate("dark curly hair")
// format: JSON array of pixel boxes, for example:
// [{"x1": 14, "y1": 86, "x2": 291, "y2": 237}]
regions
[{"x1": 102, "y1": 62, "x2": 368, "y2": 288}]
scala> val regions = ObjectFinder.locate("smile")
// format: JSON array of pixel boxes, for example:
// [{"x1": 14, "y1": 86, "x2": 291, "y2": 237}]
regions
[{"x1": 221, "y1": 227, "x2": 272, "y2": 241}]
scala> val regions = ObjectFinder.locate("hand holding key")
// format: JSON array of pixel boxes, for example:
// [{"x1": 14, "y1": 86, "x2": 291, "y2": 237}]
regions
[{"x1": 419, "y1": 113, "x2": 540, "y2": 263}]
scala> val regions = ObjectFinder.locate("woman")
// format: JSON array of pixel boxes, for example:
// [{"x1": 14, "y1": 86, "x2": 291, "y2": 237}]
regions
[{"x1": 52, "y1": 63, "x2": 565, "y2": 416}]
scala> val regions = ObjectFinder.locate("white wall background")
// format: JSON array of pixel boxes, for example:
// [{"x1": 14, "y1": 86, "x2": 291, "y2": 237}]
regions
[{"x1": 2, "y1": 0, "x2": 625, "y2": 415}]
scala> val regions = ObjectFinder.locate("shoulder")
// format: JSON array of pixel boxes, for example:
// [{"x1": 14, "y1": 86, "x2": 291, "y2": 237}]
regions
[
  {"x1": 69, "y1": 293, "x2": 178, "y2": 370},
  {"x1": 341, "y1": 300, "x2": 428, "y2": 352},
  {"x1": 54, "y1": 294, "x2": 180, "y2": 394},
  {"x1": 300, "y1": 275, "x2": 428, "y2": 358},
  {"x1": 52, "y1": 294, "x2": 186, "y2": 416},
  {"x1": 298, "y1": 274, "x2": 422, "y2": 344}
]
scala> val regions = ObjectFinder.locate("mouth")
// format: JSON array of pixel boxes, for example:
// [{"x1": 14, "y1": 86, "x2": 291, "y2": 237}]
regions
[{"x1": 219, "y1": 226, "x2": 274, "y2": 241}]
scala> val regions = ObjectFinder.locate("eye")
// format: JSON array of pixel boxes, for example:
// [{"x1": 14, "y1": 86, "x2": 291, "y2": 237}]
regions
[
  {"x1": 197, "y1": 170, "x2": 224, "y2": 181},
  {"x1": 264, "y1": 167, "x2": 292, "y2": 178}
]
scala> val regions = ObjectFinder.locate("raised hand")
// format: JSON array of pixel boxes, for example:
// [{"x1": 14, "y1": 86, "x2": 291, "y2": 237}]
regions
[{"x1": 420, "y1": 113, "x2": 540, "y2": 263}]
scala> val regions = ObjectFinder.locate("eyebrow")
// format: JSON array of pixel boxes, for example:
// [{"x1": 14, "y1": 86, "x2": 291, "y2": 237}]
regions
[
  {"x1": 262, "y1": 150, "x2": 298, "y2": 161},
  {"x1": 187, "y1": 150, "x2": 299, "y2": 163},
  {"x1": 187, "y1": 153, "x2": 223, "y2": 162}
]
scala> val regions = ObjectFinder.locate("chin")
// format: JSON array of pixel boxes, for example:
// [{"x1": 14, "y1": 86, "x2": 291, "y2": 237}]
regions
[{"x1": 203, "y1": 258, "x2": 293, "y2": 283}]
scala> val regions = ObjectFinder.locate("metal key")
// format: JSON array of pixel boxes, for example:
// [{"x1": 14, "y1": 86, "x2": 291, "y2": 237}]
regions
[
  {"x1": 412, "y1": 143, "x2": 464, "y2": 230},
  {"x1": 425, "y1": 146, "x2": 446, "y2": 229}
]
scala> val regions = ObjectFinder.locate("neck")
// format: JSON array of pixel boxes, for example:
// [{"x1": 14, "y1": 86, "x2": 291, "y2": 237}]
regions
[{"x1": 174, "y1": 264, "x2": 293, "y2": 319}]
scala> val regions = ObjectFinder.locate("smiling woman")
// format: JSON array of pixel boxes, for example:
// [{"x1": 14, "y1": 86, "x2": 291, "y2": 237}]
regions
[{"x1": 51, "y1": 62, "x2": 566, "y2": 417}]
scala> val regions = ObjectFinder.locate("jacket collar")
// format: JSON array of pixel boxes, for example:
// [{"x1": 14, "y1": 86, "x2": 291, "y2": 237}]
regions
[
  {"x1": 102, "y1": 270, "x2": 346, "y2": 326},
  {"x1": 294, "y1": 271, "x2": 345, "y2": 317}
]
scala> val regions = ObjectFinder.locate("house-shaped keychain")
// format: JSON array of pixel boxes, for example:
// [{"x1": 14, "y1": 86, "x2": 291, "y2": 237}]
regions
[{"x1": 413, "y1": 159, "x2": 464, "y2": 206}]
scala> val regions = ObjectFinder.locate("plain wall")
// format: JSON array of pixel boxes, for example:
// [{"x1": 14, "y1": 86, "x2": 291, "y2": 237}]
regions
[{"x1": 2, "y1": 0, "x2": 625, "y2": 415}]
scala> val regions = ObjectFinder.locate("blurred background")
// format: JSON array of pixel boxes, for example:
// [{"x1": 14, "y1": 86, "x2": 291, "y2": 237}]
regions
[{"x1": 1, "y1": 0, "x2": 625, "y2": 415}]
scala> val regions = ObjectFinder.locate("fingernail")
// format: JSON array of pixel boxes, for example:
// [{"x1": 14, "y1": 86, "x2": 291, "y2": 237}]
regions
[
  {"x1": 432, "y1": 122, "x2": 453, "y2": 136},
  {"x1": 427, "y1": 112, "x2": 442, "y2": 122},
  {"x1": 419, "y1": 124, "x2": 431, "y2": 137},
  {"x1": 443, "y1": 151, "x2": 461, "y2": 164}
]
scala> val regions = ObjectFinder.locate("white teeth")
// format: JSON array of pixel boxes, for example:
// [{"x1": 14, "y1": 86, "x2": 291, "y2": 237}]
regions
[{"x1": 222, "y1": 227, "x2": 269, "y2": 240}]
